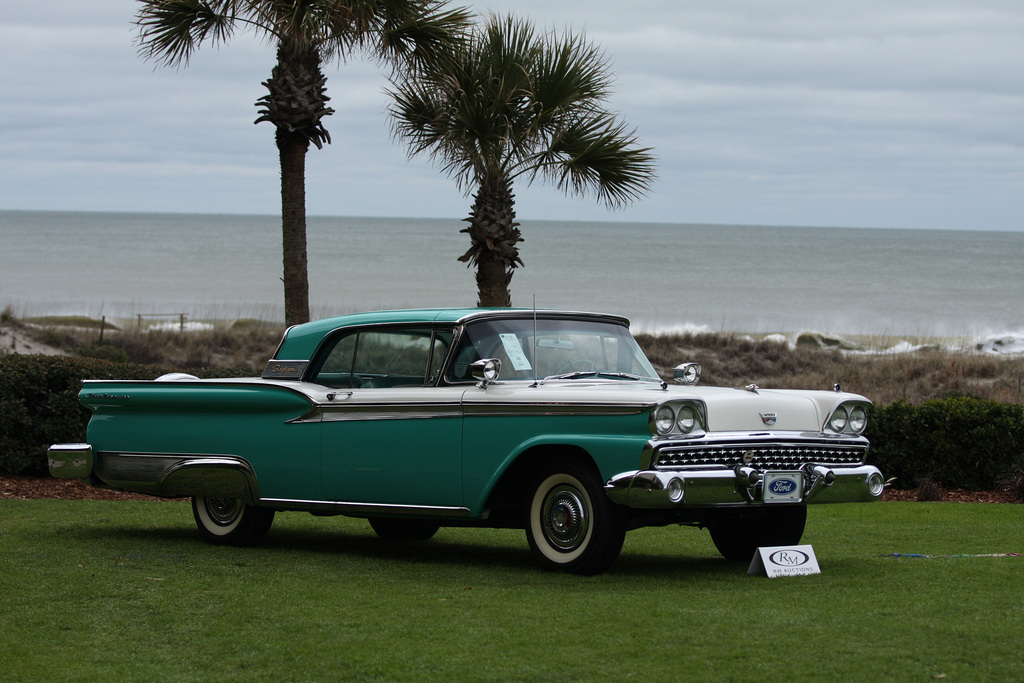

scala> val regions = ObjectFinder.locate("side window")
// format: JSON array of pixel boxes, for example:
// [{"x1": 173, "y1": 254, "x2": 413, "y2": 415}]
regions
[
  {"x1": 356, "y1": 331, "x2": 430, "y2": 379},
  {"x1": 312, "y1": 328, "x2": 451, "y2": 388}
]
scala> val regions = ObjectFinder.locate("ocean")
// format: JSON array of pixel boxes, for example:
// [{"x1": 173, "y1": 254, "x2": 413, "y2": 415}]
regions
[{"x1": 2, "y1": 210, "x2": 1022, "y2": 346}]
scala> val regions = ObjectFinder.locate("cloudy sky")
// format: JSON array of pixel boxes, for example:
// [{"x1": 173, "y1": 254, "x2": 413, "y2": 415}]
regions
[{"x1": 2, "y1": 0, "x2": 1021, "y2": 231}]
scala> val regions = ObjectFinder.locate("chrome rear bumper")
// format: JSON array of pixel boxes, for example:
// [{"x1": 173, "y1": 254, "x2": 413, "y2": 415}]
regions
[{"x1": 47, "y1": 443, "x2": 94, "y2": 479}]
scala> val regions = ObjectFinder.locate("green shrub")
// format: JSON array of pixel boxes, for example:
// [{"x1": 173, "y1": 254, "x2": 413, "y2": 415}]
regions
[
  {"x1": 0, "y1": 355, "x2": 256, "y2": 476},
  {"x1": 867, "y1": 396, "x2": 1024, "y2": 490}
]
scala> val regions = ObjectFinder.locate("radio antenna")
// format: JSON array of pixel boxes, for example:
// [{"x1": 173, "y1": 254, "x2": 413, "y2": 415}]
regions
[{"x1": 531, "y1": 294, "x2": 539, "y2": 386}]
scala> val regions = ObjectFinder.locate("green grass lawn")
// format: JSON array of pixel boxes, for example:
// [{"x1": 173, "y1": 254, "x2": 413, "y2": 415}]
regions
[{"x1": 2, "y1": 501, "x2": 1021, "y2": 682}]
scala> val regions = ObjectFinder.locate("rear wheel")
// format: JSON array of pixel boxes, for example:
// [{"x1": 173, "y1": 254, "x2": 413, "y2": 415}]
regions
[
  {"x1": 368, "y1": 517, "x2": 440, "y2": 541},
  {"x1": 525, "y1": 461, "x2": 626, "y2": 575},
  {"x1": 192, "y1": 496, "x2": 275, "y2": 547},
  {"x1": 708, "y1": 505, "x2": 807, "y2": 562}
]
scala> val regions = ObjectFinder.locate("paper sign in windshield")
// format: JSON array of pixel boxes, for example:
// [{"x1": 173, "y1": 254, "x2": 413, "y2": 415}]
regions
[{"x1": 499, "y1": 334, "x2": 533, "y2": 372}]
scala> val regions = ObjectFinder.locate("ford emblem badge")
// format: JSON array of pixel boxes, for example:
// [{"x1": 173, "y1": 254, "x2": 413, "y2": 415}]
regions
[{"x1": 768, "y1": 478, "x2": 798, "y2": 495}]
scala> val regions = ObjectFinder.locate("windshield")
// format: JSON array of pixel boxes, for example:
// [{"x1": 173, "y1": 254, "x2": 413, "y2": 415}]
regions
[{"x1": 445, "y1": 317, "x2": 660, "y2": 383}]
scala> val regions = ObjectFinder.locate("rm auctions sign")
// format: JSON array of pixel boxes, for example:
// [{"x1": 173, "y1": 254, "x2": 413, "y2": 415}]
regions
[{"x1": 747, "y1": 545, "x2": 821, "y2": 578}]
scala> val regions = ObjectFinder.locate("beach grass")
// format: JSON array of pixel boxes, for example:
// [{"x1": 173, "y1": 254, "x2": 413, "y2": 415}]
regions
[
  {"x1": 1, "y1": 500, "x2": 1021, "y2": 681},
  {"x1": 5, "y1": 313, "x2": 1024, "y2": 405}
]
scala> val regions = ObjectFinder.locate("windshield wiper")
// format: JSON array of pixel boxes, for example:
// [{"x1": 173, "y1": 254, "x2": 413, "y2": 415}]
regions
[
  {"x1": 541, "y1": 371, "x2": 645, "y2": 382},
  {"x1": 543, "y1": 371, "x2": 600, "y2": 381},
  {"x1": 595, "y1": 372, "x2": 644, "y2": 381}
]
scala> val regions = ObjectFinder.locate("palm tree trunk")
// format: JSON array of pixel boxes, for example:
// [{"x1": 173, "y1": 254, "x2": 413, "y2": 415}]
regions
[
  {"x1": 474, "y1": 251, "x2": 513, "y2": 307},
  {"x1": 460, "y1": 179, "x2": 523, "y2": 307},
  {"x1": 279, "y1": 131, "x2": 310, "y2": 326}
]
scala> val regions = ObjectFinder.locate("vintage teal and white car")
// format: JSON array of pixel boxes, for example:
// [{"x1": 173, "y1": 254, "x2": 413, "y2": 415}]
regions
[{"x1": 49, "y1": 308, "x2": 883, "y2": 574}]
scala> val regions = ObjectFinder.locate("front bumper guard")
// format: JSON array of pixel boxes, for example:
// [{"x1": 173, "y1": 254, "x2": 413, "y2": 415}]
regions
[{"x1": 605, "y1": 464, "x2": 884, "y2": 508}]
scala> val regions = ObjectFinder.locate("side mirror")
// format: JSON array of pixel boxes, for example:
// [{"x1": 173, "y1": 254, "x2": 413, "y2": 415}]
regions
[
  {"x1": 471, "y1": 358, "x2": 502, "y2": 388},
  {"x1": 673, "y1": 362, "x2": 701, "y2": 385}
]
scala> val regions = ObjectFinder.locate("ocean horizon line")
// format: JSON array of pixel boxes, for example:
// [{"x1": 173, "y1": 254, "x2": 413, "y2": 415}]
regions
[
  {"x1": 3, "y1": 211, "x2": 1021, "y2": 344},
  {"x1": 3, "y1": 207, "x2": 1021, "y2": 235}
]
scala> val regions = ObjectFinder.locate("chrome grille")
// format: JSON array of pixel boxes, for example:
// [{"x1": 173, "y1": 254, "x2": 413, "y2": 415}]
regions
[{"x1": 653, "y1": 443, "x2": 866, "y2": 471}]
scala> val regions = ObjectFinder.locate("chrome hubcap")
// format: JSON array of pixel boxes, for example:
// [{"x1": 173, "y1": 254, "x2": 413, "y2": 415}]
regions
[
  {"x1": 542, "y1": 486, "x2": 589, "y2": 551},
  {"x1": 205, "y1": 497, "x2": 242, "y2": 526}
]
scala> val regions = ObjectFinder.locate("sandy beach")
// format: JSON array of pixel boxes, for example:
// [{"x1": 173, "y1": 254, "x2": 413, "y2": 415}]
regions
[{"x1": 0, "y1": 322, "x2": 64, "y2": 356}]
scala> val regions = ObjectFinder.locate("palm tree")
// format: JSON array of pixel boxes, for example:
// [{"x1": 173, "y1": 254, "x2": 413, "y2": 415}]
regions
[
  {"x1": 388, "y1": 14, "x2": 656, "y2": 307},
  {"x1": 135, "y1": 0, "x2": 472, "y2": 325}
]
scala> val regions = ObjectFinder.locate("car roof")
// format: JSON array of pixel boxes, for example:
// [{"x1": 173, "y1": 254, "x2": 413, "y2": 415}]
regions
[{"x1": 273, "y1": 308, "x2": 631, "y2": 360}]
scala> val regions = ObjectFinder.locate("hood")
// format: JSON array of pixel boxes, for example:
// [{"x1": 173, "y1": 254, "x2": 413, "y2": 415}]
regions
[
  {"x1": 683, "y1": 386, "x2": 840, "y2": 432},
  {"x1": 461, "y1": 379, "x2": 865, "y2": 434}
]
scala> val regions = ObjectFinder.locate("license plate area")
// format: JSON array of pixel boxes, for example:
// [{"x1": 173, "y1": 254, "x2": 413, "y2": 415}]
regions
[{"x1": 762, "y1": 471, "x2": 804, "y2": 502}]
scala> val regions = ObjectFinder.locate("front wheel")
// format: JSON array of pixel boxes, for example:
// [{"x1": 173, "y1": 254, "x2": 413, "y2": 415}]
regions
[
  {"x1": 525, "y1": 462, "x2": 626, "y2": 575},
  {"x1": 192, "y1": 496, "x2": 275, "y2": 547},
  {"x1": 708, "y1": 505, "x2": 807, "y2": 562}
]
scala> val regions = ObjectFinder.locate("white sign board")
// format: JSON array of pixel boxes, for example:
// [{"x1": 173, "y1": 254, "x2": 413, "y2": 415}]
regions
[{"x1": 747, "y1": 545, "x2": 821, "y2": 578}]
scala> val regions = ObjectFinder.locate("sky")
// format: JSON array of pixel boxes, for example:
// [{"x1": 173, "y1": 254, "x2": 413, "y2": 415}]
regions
[{"x1": 1, "y1": 0, "x2": 1022, "y2": 231}]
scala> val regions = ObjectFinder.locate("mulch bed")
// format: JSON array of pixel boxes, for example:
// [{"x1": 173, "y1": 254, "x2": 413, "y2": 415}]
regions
[
  {"x1": 2, "y1": 475, "x2": 1019, "y2": 503},
  {"x1": 881, "y1": 487, "x2": 1020, "y2": 504},
  {"x1": 1, "y1": 475, "x2": 171, "y2": 501}
]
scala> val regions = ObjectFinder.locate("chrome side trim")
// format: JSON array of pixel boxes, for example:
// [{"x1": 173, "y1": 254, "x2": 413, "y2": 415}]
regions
[
  {"x1": 315, "y1": 402, "x2": 463, "y2": 422},
  {"x1": 303, "y1": 400, "x2": 650, "y2": 423},
  {"x1": 93, "y1": 451, "x2": 258, "y2": 502},
  {"x1": 463, "y1": 402, "x2": 649, "y2": 418},
  {"x1": 159, "y1": 457, "x2": 260, "y2": 503},
  {"x1": 258, "y1": 497, "x2": 472, "y2": 518}
]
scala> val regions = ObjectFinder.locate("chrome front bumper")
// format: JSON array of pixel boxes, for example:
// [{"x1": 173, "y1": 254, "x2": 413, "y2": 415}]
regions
[{"x1": 605, "y1": 464, "x2": 885, "y2": 508}]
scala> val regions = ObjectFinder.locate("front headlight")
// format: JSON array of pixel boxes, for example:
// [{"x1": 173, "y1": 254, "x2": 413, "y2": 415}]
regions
[
  {"x1": 676, "y1": 405, "x2": 698, "y2": 433},
  {"x1": 848, "y1": 406, "x2": 868, "y2": 433},
  {"x1": 828, "y1": 406, "x2": 849, "y2": 433},
  {"x1": 654, "y1": 405, "x2": 676, "y2": 435}
]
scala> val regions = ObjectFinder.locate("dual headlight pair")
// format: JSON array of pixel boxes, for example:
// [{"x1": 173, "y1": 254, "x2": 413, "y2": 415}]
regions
[
  {"x1": 651, "y1": 402, "x2": 704, "y2": 436},
  {"x1": 826, "y1": 403, "x2": 869, "y2": 434}
]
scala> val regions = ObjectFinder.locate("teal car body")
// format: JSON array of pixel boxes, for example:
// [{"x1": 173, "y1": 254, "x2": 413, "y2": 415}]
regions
[{"x1": 49, "y1": 308, "x2": 883, "y2": 574}]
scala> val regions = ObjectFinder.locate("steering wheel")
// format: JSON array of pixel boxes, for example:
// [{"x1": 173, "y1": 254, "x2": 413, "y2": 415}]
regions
[{"x1": 556, "y1": 359, "x2": 599, "y2": 374}]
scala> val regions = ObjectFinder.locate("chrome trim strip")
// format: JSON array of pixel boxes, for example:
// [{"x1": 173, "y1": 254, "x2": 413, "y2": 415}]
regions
[
  {"x1": 317, "y1": 402, "x2": 463, "y2": 422},
  {"x1": 93, "y1": 451, "x2": 259, "y2": 501},
  {"x1": 159, "y1": 457, "x2": 260, "y2": 503},
  {"x1": 463, "y1": 402, "x2": 649, "y2": 418},
  {"x1": 299, "y1": 400, "x2": 650, "y2": 422},
  {"x1": 259, "y1": 497, "x2": 472, "y2": 518}
]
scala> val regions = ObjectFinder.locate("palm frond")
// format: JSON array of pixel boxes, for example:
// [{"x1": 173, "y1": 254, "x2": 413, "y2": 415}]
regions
[
  {"x1": 536, "y1": 115, "x2": 657, "y2": 208},
  {"x1": 389, "y1": 12, "x2": 656, "y2": 205},
  {"x1": 135, "y1": 0, "x2": 242, "y2": 66},
  {"x1": 374, "y1": 0, "x2": 473, "y2": 68}
]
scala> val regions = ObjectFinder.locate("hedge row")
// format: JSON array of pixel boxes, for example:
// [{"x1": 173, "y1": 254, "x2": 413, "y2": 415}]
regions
[
  {"x1": 866, "y1": 396, "x2": 1024, "y2": 491},
  {"x1": 0, "y1": 355, "x2": 256, "y2": 476},
  {"x1": 3, "y1": 356, "x2": 1023, "y2": 488}
]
